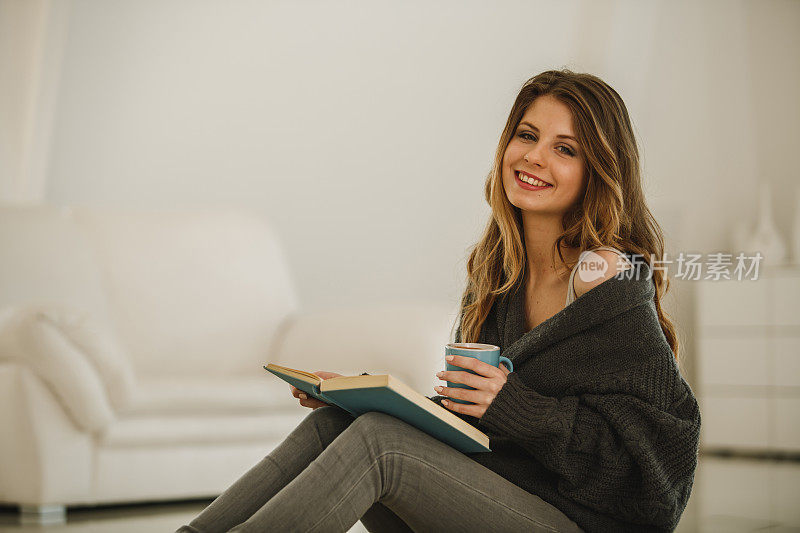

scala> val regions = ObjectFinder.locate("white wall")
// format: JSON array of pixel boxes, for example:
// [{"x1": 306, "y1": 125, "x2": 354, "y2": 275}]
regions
[{"x1": 9, "y1": 0, "x2": 800, "y2": 329}]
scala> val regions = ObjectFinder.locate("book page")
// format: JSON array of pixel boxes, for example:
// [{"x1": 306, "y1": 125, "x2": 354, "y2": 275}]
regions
[{"x1": 265, "y1": 364, "x2": 321, "y2": 384}]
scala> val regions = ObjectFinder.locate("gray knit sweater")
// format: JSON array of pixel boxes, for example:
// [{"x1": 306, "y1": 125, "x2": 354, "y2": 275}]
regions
[{"x1": 428, "y1": 257, "x2": 701, "y2": 532}]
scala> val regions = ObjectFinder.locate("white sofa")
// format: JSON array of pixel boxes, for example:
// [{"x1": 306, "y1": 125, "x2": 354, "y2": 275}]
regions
[{"x1": 0, "y1": 204, "x2": 456, "y2": 524}]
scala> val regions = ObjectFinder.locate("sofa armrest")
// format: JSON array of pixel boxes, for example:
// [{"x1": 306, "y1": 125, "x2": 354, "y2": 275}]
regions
[
  {"x1": 270, "y1": 300, "x2": 458, "y2": 395},
  {"x1": 0, "y1": 306, "x2": 115, "y2": 433},
  {"x1": 0, "y1": 363, "x2": 93, "y2": 504}
]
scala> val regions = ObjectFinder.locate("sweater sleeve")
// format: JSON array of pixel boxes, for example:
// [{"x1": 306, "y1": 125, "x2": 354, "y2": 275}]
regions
[{"x1": 476, "y1": 371, "x2": 700, "y2": 528}]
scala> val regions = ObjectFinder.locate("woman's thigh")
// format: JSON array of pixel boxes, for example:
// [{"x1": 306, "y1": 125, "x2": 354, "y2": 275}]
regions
[
  {"x1": 354, "y1": 411, "x2": 584, "y2": 533},
  {"x1": 307, "y1": 409, "x2": 415, "y2": 532},
  {"x1": 181, "y1": 406, "x2": 358, "y2": 533}
]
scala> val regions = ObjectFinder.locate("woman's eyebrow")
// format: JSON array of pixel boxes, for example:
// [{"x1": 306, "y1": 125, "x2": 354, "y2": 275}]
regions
[{"x1": 519, "y1": 121, "x2": 577, "y2": 142}]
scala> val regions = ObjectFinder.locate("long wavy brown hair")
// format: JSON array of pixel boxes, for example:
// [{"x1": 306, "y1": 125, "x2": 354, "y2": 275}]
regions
[{"x1": 455, "y1": 68, "x2": 679, "y2": 362}]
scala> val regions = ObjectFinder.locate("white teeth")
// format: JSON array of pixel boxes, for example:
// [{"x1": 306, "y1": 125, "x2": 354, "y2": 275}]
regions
[{"x1": 517, "y1": 172, "x2": 551, "y2": 187}]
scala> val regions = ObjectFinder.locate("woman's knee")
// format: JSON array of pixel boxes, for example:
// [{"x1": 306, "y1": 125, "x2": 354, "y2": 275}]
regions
[
  {"x1": 303, "y1": 405, "x2": 354, "y2": 443},
  {"x1": 348, "y1": 411, "x2": 418, "y2": 455}
]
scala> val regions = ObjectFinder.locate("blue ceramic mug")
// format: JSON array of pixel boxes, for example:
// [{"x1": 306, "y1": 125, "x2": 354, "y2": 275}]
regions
[{"x1": 444, "y1": 343, "x2": 513, "y2": 405}]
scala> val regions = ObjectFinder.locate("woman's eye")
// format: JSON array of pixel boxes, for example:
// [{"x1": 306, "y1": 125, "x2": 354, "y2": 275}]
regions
[
  {"x1": 518, "y1": 132, "x2": 575, "y2": 157},
  {"x1": 557, "y1": 146, "x2": 576, "y2": 156}
]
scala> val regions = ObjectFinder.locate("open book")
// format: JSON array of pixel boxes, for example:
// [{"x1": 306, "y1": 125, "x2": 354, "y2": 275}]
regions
[{"x1": 264, "y1": 363, "x2": 490, "y2": 453}]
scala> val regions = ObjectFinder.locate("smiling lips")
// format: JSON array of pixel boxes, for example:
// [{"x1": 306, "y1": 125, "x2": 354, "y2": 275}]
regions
[{"x1": 516, "y1": 170, "x2": 552, "y2": 187}]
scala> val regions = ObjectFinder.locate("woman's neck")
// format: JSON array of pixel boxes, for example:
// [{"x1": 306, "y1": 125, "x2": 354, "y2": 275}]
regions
[{"x1": 521, "y1": 214, "x2": 580, "y2": 286}]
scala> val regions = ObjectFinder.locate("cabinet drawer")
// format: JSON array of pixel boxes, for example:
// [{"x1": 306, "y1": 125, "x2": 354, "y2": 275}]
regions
[
  {"x1": 771, "y1": 397, "x2": 800, "y2": 452},
  {"x1": 699, "y1": 395, "x2": 769, "y2": 449},
  {"x1": 769, "y1": 275, "x2": 800, "y2": 326},
  {"x1": 696, "y1": 279, "x2": 769, "y2": 327},
  {"x1": 698, "y1": 337, "x2": 769, "y2": 388},
  {"x1": 774, "y1": 337, "x2": 800, "y2": 388}
]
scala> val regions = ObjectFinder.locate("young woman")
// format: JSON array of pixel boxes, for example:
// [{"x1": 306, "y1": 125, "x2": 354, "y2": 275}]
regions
[{"x1": 177, "y1": 69, "x2": 701, "y2": 533}]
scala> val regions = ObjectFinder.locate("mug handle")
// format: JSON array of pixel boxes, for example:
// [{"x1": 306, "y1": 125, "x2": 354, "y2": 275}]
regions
[{"x1": 499, "y1": 356, "x2": 513, "y2": 373}]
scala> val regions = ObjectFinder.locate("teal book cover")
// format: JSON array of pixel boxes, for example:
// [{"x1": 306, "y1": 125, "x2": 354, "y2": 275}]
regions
[{"x1": 264, "y1": 364, "x2": 490, "y2": 454}]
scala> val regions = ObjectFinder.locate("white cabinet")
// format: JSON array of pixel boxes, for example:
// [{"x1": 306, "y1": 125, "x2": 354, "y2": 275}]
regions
[{"x1": 695, "y1": 266, "x2": 800, "y2": 454}]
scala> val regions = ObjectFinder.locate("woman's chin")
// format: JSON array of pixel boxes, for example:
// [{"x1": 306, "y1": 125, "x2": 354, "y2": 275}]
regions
[
  {"x1": 510, "y1": 197, "x2": 551, "y2": 211},
  {"x1": 514, "y1": 201, "x2": 570, "y2": 218}
]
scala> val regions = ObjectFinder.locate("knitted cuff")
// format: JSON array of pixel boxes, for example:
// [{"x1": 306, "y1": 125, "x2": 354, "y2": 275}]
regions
[{"x1": 476, "y1": 372, "x2": 561, "y2": 440}]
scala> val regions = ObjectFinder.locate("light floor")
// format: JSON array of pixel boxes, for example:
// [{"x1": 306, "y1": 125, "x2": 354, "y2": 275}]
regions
[{"x1": 0, "y1": 454, "x2": 797, "y2": 532}]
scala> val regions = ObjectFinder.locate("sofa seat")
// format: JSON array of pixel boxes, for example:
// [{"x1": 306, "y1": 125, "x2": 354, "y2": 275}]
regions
[
  {"x1": 99, "y1": 410, "x2": 307, "y2": 448},
  {"x1": 119, "y1": 376, "x2": 299, "y2": 417},
  {"x1": 100, "y1": 376, "x2": 307, "y2": 447}
]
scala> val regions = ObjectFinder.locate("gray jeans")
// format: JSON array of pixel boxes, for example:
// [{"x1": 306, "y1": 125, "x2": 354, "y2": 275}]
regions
[{"x1": 176, "y1": 406, "x2": 584, "y2": 532}]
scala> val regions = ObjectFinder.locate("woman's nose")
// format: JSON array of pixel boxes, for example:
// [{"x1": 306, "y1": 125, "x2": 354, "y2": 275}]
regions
[{"x1": 524, "y1": 145, "x2": 546, "y2": 167}]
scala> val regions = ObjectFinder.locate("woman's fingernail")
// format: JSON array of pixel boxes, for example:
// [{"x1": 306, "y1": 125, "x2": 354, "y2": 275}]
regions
[
  {"x1": 445, "y1": 355, "x2": 454, "y2": 361},
  {"x1": 299, "y1": 393, "x2": 307, "y2": 399},
  {"x1": 434, "y1": 386, "x2": 443, "y2": 392}
]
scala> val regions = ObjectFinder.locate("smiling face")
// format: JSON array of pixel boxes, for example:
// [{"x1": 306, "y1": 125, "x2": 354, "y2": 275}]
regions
[{"x1": 502, "y1": 94, "x2": 587, "y2": 219}]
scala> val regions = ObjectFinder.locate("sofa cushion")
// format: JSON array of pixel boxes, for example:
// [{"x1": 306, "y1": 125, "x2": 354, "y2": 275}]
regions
[
  {"x1": 36, "y1": 306, "x2": 137, "y2": 412},
  {"x1": 119, "y1": 376, "x2": 300, "y2": 416},
  {"x1": 70, "y1": 207, "x2": 300, "y2": 378},
  {"x1": 98, "y1": 410, "x2": 308, "y2": 447}
]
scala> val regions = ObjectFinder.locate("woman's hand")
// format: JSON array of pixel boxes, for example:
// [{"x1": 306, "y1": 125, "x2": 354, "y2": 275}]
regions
[
  {"x1": 289, "y1": 371, "x2": 343, "y2": 409},
  {"x1": 434, "y1": 355, "x2": 511, "y2": 419}
]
